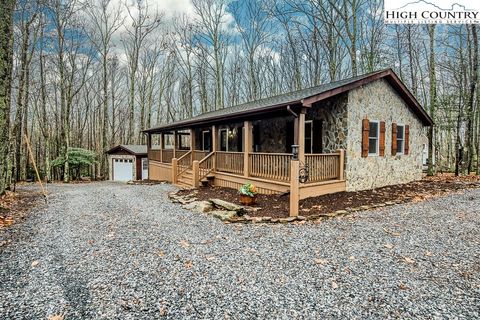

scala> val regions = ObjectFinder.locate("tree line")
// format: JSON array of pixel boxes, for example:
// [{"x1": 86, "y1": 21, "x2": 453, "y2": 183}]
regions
[{"x1": 0, "y1": 0, "x2": 479, "y2": 194}]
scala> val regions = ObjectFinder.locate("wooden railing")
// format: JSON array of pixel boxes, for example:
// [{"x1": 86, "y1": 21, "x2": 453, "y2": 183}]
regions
[
  {"x1": 193, "y1": 150, "x2": 209, "y2": 161},
  {"x1": 198, "y1": 152, "x2": 215, "y2": 181},
  {"x1": 175, "y1": 149, "x2": 189, "y2": 159},
  {"x1": 248, "y1": 153, "x2": 291, "y2": 181},
  {"x1": 176, "y1": 151, "x2": 192, "y2": 177},
  {"x1": 148, "y1": 149, "x2": 161, "y2": 162},
  {"x1": 162, "y1": 149, "x2": 174, "y2": 163},
  {"x1": 216, "y1": 151, "x2": 244, "y2": 175},
  {"x1": 305, "y1": 153, "x2": 341, "y2": 182}
]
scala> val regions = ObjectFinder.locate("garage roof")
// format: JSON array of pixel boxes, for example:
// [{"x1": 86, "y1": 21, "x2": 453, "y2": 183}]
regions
[{"x1": 106, "y1": 145, "x2": 147, "y2": 155}]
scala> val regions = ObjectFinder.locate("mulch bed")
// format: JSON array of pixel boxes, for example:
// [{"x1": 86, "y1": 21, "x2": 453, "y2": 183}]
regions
[{"x1": 176, "y1": 174, "x2": 480, "y2": 219}]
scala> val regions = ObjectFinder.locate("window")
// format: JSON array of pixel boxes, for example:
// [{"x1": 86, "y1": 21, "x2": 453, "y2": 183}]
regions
[
  {"x1": 219, "y1": 129, "x2": 228, "y2": 151},
  {"x1": 368, "y1": 121, "x2": 379, "y2": 155},
  {"x1": 305, "y1": 121, "x2": 313, "y2": 154},
  {"x1": 202, "y1": 131, "x2": 211, "y2": 151},
  {"x1": 396, "y1": 125, "x2": 405, "y2": 154},
  {"x1": 142, "y1": 158, "x2": 148, "y2": 170}
]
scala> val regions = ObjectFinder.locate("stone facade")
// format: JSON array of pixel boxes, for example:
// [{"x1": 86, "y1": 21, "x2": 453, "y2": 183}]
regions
[
  {"x1": 306, "y1": 94, "x2": 348, "y2": 153},
  {"x1": 345, "y1": 79, "x2": 428, "y2": 191}
]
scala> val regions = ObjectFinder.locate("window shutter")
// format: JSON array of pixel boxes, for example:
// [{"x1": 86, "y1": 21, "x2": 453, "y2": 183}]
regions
[
  {"x1": 379, "y1": 121, "x2": 386, "y2": 156},
  {"x1": 362, "y1": 118, "x2": 369, "y2": 158},
  {"x1": 404, "y1": 125, "x2": 410, "y2": 155},
  {"x1": 391, "y1": 123, "x2": 397, "y2": 156}
]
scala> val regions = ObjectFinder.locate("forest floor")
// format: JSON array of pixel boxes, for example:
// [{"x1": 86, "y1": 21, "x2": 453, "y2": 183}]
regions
[
  {"x1": 178, "y1": 174, "x2": 480, "y2": 218},
  {"x1": 0, "y1": 181, "x2": 478, "y2": 319}
]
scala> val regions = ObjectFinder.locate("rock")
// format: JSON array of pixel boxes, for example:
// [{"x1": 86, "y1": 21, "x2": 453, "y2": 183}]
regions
[
  {"x1": 307, "y1": 214, "x2": 320, "y2": 220},
  {"x1": 210, "y1": 199, "x2": 245, "y2": 213},
  {"x1": 279, "y1": 217, "x2": 296, "y2": 223},
  {"x1": 211, "y1": 210, "x2": 237, "y2": 221},
  {"x1": 260, "y1": 216, "x2": 272, "y2": 222},
  {"x1": 244, "y1": 206, "x2": 261, "y2": 212},
  {"x1": 182, "y1": 201, "x2": 213, "y2": 213},
  {"x1": 335, "y1": 210, "x2": 348, "y2": 215},
  {"x1": 385, "y1": 201, "x2": 395, "y2": 206},
  {"x1": 297, "y1": 216, "x2": 306, "y2": 221}
]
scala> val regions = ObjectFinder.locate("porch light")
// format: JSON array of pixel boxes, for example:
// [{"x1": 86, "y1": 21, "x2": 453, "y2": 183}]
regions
[{"x1": 291, "y1": 145, "x2": 299, "y2": 160}]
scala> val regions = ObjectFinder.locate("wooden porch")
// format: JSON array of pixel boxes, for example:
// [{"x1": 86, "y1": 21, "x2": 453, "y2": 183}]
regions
[{"x1": 147, "y1": 119, "x2": 346, "y2": 216}]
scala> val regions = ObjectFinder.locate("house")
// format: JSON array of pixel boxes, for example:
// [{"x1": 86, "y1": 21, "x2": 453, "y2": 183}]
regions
[
  {"x1": 143, "y1": 69, "x2": 433, "y2": 216},
  {"x1": 106, "y1": 145, "x2": 148, "y2": 181}
]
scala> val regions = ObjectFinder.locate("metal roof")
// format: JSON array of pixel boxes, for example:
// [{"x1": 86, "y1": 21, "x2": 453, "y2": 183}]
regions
[{"x1": 144, "y1": 68, "x2": 433, "y2": 133}]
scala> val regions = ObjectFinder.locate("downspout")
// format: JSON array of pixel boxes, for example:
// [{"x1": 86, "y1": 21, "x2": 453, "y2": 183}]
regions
[{"x1": 287, "y1": 105, "x2": 298, "y2": 118}]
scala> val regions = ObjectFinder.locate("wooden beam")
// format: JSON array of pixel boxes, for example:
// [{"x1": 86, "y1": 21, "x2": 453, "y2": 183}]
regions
[
  {"x1": 211, "y1": 125, "x2": 217, "y2": 171},
  {"x1": 338, "y1": 149, "x2": 345, "y2": 180},
  {"x1": 289, "y1": 160, "x2": 299, "y2": 217},
  {"x1": 243, "y1": 121, "x2": 252, "y2": 177},
  {"x1": 298, "y1": 108, "x2": 306, "y2": 163},
  {"x1": 173, "y1": 131, "x2": 177, "y2": 159}
]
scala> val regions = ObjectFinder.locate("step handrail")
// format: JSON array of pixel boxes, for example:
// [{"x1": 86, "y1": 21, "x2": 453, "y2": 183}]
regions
[
  {"x1": 198, "y1": 151, "x2": 215, "y2": 181},
  {"x1": 176, "y1": 150, "x2": 192, "y2": 178}
]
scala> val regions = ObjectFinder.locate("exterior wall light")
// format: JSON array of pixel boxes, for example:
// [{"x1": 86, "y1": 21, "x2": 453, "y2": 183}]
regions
[{"x1": 291, "y1": 144, "x2": 299, "y2": 160}]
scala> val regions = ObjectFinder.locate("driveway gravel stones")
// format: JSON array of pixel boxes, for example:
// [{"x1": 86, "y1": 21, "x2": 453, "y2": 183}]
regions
[{"x1": 0, "y1": 182, "x2": 479, "y2": 319}]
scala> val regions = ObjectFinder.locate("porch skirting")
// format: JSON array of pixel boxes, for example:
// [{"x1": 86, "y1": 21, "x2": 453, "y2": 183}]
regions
[{"x1": 149, "y1": 160, "x2": 172, "y2": 182}]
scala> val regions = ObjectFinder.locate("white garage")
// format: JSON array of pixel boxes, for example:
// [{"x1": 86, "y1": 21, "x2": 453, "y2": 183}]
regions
[
  {"x1": 113, "y1": 158, "x2": 134, "y2": 181},
  {"x1": 106, "y1": 145, "x2": 148, "y2": 181}
]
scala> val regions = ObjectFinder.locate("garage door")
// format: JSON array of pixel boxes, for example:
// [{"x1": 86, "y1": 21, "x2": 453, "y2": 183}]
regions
[{"x1": 113, "y1": 159, "x2": 134, "y2": 181}]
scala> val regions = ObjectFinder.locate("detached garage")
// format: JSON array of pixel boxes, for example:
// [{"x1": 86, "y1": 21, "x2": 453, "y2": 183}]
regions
[{"x1": 106, "y1": 145, "x2": 148, "y2": 181}]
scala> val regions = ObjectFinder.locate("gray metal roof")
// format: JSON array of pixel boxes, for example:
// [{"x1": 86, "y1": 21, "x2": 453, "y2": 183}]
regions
[
  {"x1": 144, "y1": 68, "x2": 432, "y2": 133},
  {"x1": 106, "y1": 145, "x2": 147, "y2": 155}
]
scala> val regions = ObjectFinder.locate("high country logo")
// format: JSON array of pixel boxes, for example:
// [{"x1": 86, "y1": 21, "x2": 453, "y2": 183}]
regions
[{"x1": 384, "y1": 0, "x2": 480, "y2": 24}]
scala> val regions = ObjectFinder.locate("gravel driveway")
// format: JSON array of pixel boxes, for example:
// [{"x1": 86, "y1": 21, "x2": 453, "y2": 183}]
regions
[{"x1": 0, "y1": 182, "x2": 478, "y2": 319}]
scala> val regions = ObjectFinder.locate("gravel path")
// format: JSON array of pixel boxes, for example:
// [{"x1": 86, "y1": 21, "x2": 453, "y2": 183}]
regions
[{"x1": 0, "y1": 182, "x2": 479, "y2": 319}]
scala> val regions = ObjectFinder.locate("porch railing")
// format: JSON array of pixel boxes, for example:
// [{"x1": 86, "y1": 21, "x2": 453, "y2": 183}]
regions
[
  {"x1": 193, "y1": 150, "x2": 209, "y2": 161},
  {"x1": 305, "y1": 152, "x2": 342, "y2": 182},
  {"x1": 148, "y1": 149, "x2": 161, "y2": 162},
  {"x1": 162, "y1": 149, "x2": 174, "y2": 163},
  {"x1": 248, "y1": 152, "x2": 291, "y2": 181},
  {"x1": 216, "y1": 151, "x2": 244, "y2": 175},
  {"x1": 198, "y1": 152, "x2": 215, "y2": 181},
  {"x1": 176, "y1": 151, "x2": 192, "y2": 177}
]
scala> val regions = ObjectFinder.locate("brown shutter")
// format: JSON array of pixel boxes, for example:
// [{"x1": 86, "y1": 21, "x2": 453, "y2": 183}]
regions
[
  {"x1": 362, "y1": 118, "x2": 369, "y2": 158},
  {"x1": 391, "y1": 123, "x2": 397, "y2": 156},
  {"x1": 404, "y1": 125, "x2": 410, "y2": 155},
  {"x1": 379, "y1": 121, "x2": 386, "y2": 156}
]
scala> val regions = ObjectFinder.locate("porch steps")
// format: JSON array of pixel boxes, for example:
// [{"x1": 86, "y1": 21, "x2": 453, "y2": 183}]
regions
[{"x1": 177, "y1": 168, "x2": 194, "y2": 188}]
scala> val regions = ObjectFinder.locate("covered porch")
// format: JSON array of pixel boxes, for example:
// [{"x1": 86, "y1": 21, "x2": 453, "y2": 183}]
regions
[{"x1": 145, "y1": 102, "x2": 346, "y2": 217}]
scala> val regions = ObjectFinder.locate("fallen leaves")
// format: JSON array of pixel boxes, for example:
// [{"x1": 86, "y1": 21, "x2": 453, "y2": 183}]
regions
[
  {"x1": 384, "y1": 243, "x2": 394, "y2": 249},
  {"x1": 48, "y1": 315, "x2": 64, "y2": 320},
  {"x1": 398, "y1": 283, "x2": 408, "y2": 290},
  {"x1": 425, "y1": 250, "x2": 433, "y2": 257},
  {"x1": 179, "y1": 240, "x2": 189, "y2": 249},
  {"x1": 314, "y1": 258, "x2": 328, "y2": 265},
  {"x1": 383, "y1": 227, "x2": 401, "y2": 237},
  {"x1": 403, "y1": 257, "x2": 415, "y2": 264},
  {"x1": 331, "y1": 281, "x2": 339, "y2": 289},
  {"x1": 157, "y1": 250, "x2": 165, "y2": 257},
  {"x1": 184, "y1": 260, "x2": 193, "y2": 269},
  {"x1": 31, "y1": 260, "x2": 40, "y2": 268}
]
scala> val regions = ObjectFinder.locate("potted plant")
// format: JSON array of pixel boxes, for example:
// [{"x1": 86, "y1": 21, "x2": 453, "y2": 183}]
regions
[{"x1": 239, "y1": 183, "x2": 257, "y2": 205}]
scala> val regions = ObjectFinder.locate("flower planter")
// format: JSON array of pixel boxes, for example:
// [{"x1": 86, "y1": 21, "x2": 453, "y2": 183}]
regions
[{"x1": 240, "y1": 194, "x2": 256, "y2": 206}]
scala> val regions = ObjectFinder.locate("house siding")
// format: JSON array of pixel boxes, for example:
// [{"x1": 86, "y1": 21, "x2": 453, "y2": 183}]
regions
[{"x1": 345, "y1": 79, "x2": 428, "y2": 191}]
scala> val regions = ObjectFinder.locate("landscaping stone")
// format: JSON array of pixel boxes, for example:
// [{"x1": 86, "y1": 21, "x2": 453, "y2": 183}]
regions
[
  {"x1": 182, "y1": 201, "x2": 213, "y2": 213},
  {"x1": 210, "y1": 210, "x2": 237, "y2": 221},
  {"x1": 210, "y1": 198, "x2": 245, "y2": 213}
]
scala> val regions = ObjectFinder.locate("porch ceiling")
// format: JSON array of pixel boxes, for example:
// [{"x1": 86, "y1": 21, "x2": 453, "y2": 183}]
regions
[{"x1": 144, "y1": 68, "x2": 433, "y2": 134}]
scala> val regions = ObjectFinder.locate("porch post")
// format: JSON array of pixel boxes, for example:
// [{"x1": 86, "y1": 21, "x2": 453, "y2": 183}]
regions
[
  {"x1": 243, "y1": 121, "x2": 252, "y2": 177},
  {"x1": 173, "y1": 131, "x2": 177, "y2": 160},
  {"x1": 298, "y1": 108, "x2": 307, "y2": 163},
  {"x1": 338, "y1": 149, "x2": 345, "y2": 180},
  {"x1": 190, "y1": 128, "x2": 195, "y2": 163},
  {"x1": 160, "y1": 133, "x2": 164, "y2": 162},
  {"x1": 193, "y1": 160, "x2": 200, "y2": 188},
  {"x1": 211, "y1": 125, "x2": 217, "y2": 171},
  {"x1": 289, "y1": 160, "x2": 300, "y2": 217}
]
